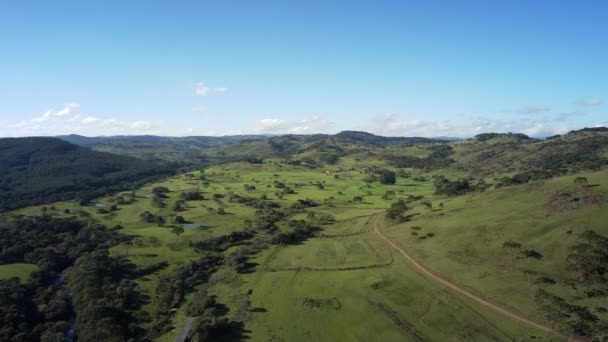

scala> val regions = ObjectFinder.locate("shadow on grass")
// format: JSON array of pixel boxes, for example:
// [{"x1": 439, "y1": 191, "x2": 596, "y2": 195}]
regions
[{"x1": 213, "y1": 321, "x2": 252, "y2": 342}]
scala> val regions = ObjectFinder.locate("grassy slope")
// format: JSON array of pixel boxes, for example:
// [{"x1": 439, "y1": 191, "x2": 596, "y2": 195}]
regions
[
  {"x1": 6, "y1": 156, "x2": 606, "y2": 340},
  {"x1": 383, "y1": 170, "x2": 608, "y2": 328}
]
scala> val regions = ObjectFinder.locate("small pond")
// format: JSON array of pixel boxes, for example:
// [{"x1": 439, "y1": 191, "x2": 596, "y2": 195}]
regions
[{"x1": 183, "y1": 223, "x2": 208, "y2": 229}]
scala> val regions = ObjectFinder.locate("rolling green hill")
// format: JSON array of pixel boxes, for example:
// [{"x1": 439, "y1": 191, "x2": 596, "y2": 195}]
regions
[
  {"x1": 0, "y1": 137, "x2": 173, "y2": 211},
  {"x1": 2, "y1": 129, "x2": 608, "y2": 341},
  {"x1": 58, "y1": 134, "x2": 271, "y2": 165}
]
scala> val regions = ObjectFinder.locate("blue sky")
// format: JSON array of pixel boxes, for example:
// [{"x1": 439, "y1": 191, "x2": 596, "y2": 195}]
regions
[{"x1": 0, "y1": 1, "x2": 606, "y2": 137}]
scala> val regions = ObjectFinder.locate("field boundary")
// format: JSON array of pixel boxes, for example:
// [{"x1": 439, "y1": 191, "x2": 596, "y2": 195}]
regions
[{"x1": 368, "y1": 298, "x2": 424, "y2": 341}]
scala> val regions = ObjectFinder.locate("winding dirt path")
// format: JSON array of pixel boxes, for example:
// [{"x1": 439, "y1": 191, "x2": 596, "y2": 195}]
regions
[{"x1": 372, "y1": 215, "x2": 575, "y2": 341}]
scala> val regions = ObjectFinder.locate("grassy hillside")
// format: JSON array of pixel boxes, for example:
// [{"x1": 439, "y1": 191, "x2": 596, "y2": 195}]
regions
[
  {"x1": 58, "y1": 134, "x2": 270, "y2": 165},
  {"x1": 2, "y1": 130, "x2": 608, "y2": 340},
  {"x1": 0, "y1": 137, "x2": 173, "y2": 211}
]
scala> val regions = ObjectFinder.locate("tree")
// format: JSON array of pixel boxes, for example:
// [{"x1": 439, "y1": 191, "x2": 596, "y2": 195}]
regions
[
  {"x1": 181, "y1": 191, "x2": 203, "y2": 201},
  {"x1": 151, "y1": 194, "x2": 165, "y2": 208},
  {"x1": 174, "y1": 215, "x2": 186, "y2": 224},
  {"x1": 520, "y1": 249, "x2": 543, "y2": 260},
  {"x1": 535, "y1": 289, "x2": 599, "y2": 336},
  {"x1": 155, "y1": 215, "x2": 166, "y2": 227},
  {"x1": 152, "y1": 186, "x2": 170, "y2": 196},
  {"x1": 535, "y1": 289, "x2": 572, "y2": 330},
  {"x1": 378, "y1": 169, "x2": 396, "y2": 184},
  {"x1": 140, "y1": 211, "x2": 155, "y2": 223},
  {"x1": 171, "y1": 226, "x2": 185, "y2": 244},
  {"x1": 421, "y1": 201, "x2": 433, "y2": 211},
  {"x1": 352, "y1": 195, "x2": 364, "y2": 203},
  {"x1": 567, "y1": 230, "x2": 608, "y2": 282},
  {"x1": 433, "y1": 175, "x2": 474, "y2": 196},
  {"x1": 173, "y1": 199, "x2": 186, "y2": 212},
  {"x1": 382, "y1": 190, "x2": 395, "y2": 200},
  {"x1": 306, "y1": 211, "x2": 317, "y2": 224},
  {"x1": 574, "y1": 177, "x2": 588, "y2": 187},
  {"x1": 386, "y1": 200, "x2": 408, "y2": 222}
]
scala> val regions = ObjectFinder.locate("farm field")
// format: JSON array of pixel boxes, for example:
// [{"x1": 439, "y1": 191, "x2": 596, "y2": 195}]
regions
[{"x1": 7, "y1": 159, "x2": 606, "y2": 341}]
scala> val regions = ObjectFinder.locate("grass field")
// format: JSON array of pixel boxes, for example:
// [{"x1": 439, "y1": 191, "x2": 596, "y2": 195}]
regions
[
  {"x1": 5, "y1": 160, "x2": 607, "y2": 340},
  {"x1": 0, "y1": 263, "x2": 39, "y2": 282}
]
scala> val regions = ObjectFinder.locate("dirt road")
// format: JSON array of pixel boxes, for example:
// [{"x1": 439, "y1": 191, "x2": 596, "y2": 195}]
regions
[{"x1": 372, "y1": 215, "x2": 574, "y2": 341}]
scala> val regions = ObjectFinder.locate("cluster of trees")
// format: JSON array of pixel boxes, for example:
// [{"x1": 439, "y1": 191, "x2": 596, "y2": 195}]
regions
[
  {"x1": 270, "y1": 220, "x2": 320, "y2": 245},
  {"x1": 290, "y1": 198, "x2": 320, "y2": 210},
  {"x1": 0, "y1": 137, "x2": 173, "y2": 211},
  {"x1": 364, "y1": 169, "x2": 396, "y2": 184},
  {"x1": 140, "y1": 211, "x2": 166, "y2": 226},
  {"x1": 149, "y1": 255, "x2": 223, "y2": 338},
  {"x1": 388, "y1": 144, "x2": 455, "y2": 170},
  {"x1": 495, "y1": 169, "x2": 565, "y2": 188},
  {"x1": 535, "y1": 290, "x2": 600, "y2": 336},
  {"x1": 567, "y1": 230, "x2": 607, "y2": 285},
  {"x1": 474, "y1": 132, "x2": 531, "y2": 141},
  {"x1": 533, "y1": 230, "x2": 608, "y2": 336},
  {"x1": 185, "y1": 288, "x2": 244, "y2": 341},
  {"x1": 535, "y1": 134, "x2": 608, "y2": 171},
  {"x1": 66, "y1": 250, "x2": 146, "y2": 341},
  {"x1": 181, "y1": 191, "x2": 203, "y2": 201},
  {"x1": 0, "y1": 216, "x2": 144, "y2": 341},
  {"x1": 386, "y1": 200, "x2": 409, "y2": 222},
  {"x1": 433, "y1": 175, "x2": 475, "y2": 196},
  {"x1": 227, "y1": 193, "x2": 281, "y2": 210},
  {"x1": 305, "y1": 211, "x2": 336, "y2": 225},
  {"x1": 194, "y1": 231, "x2": 255, "y2": 252}
]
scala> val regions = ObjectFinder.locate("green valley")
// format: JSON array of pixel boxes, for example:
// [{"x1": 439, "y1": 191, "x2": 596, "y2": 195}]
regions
[{"x1": 1, "y1": 128, "x2": 607, "y2": 341}]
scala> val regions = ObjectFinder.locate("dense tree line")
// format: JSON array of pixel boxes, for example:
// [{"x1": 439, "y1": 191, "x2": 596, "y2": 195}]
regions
[
  {"x1": 0, "y1": 215, "x2": 146, "y2": 341},
  {"x1": 534, "y1": 135, "x2": 608, "y2": 171},
  {"x1": 149, "y1": 255, "x2": 223, "y2": 338},
  {"x1": 66, "y1": 250, "x2": 146, "y2": 341},
  {"x1": 270, "y1": 220, "x2": 319, "y2": 245},
  {"x1": 388, "y1": 144, "x2": 455, "y2": 170},
  {"x1": 495, "y1": 169, "x2": 564, "y2": 188},
  {"x1": 474, "y1": 133, "x2": 532, "y2": 141},
  {"x1": 433, "y1": 175, "x2": 475, "y2": 196},
  {"x1": 534, "y1": 230, "x2": 608, "y2": 337}
]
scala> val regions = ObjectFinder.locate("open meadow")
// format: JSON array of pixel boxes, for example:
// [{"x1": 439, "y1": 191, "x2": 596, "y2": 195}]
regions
[{"x1": 8, "y1": 155, "x2": 606, "y2": 341}]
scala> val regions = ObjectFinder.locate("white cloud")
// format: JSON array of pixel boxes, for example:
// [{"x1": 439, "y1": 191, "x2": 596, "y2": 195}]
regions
[
  {"x1": 55, "y1": 103, "x2": 80, "y2": 117},
  {"x1": 30, "y1": 103, "x2": 81, "y2": 123},
  {"x1": 256, "y1": 114, "x2": 335, "y2": 134},
  {"x1": 129, "y1": 121, "x2": 154, "y2": 130},
  {"x1": 194, "y1": 81, "x2": 228, "y2": 96},
  {"x1": 195, "y1": 82, "x2": 210, "y2": 96},
  {"x1": 580, "y1": 98, "x2": 602, "y2": 107},
  {"x1": 81, "y1": 116, "x2": 100, "y2": 124},
  {"x1": 361, "y1": 113, "x2": 574, "y2": 138},
  {"x1": 6, "y1": 103, "x2": 159, "y2": 136},
  {"x1": 518, "y1": 105, "x2": 551, "y2": 114}
]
